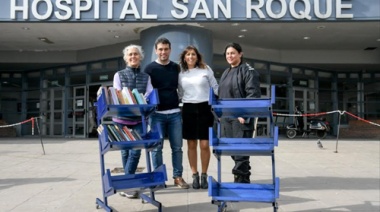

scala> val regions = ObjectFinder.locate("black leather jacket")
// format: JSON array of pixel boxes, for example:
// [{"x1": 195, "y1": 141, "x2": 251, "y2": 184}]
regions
[{"x1": 219, "y1": 62, "x2": 261, "y2": 98}]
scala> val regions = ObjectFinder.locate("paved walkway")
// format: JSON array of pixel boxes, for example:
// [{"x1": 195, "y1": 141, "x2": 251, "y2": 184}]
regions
[{"x1": 0, "y1": 137, "x2": 379, "y2": 212}]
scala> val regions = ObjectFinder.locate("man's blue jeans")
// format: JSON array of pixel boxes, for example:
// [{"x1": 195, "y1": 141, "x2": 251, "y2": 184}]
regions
[
  {"x1": 150, "y1": 112, "x2": 183, "y2": 179},
  {"x1": 121, "y1": 123, "x2": 143, "y2": 174}
]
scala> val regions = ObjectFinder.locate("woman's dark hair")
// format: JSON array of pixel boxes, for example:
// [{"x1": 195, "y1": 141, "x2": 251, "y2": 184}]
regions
[
  {"x1": 155, "y1": 37, "x2": 171, "y2": 49},
  {"x1": 224, "y1": 42, "x2": 244, "y2": 65},
  {"x1": 179, "y1": 45, "x2": 206, "y2": 71}
]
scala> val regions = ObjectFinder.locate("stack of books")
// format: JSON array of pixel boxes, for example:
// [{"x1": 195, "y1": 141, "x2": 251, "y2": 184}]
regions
[
  {"x1": 97, "y1": 124, "x2": 143, "y2": 142},
  {"x1": 97, "y1": 86, "x2": 147, "y2": 105}
]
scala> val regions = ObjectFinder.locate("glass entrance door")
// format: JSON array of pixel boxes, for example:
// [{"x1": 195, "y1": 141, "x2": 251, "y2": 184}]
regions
[
  {"x1": 72, "y1": 86, "x2": 87, "y2": 138},
  {"x1": 40, "y1": 88, "x2": 65, "y2": 136},
  {"x1": 293, "y1": 87, "x2": 318, "y2": 130}
]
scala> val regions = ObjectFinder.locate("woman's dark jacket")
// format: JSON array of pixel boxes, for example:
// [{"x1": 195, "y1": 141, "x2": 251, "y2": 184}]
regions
[{"x1": 219, "y1": 63, "x2": 261, "y2": 99}]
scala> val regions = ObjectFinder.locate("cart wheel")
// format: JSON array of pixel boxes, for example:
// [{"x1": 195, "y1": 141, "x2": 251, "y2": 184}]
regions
[
  {"x1": 222, "y1": 203, "x2": 227, "y2": 212},
  {"x1": 218, "y1": 202, "x2": 227, "y2": 212},
  {"x1": 273, "y1": 202, "x2": 279, "y2": 211},
  {"x1": 96, "y1": 204, "x2": 101, "y2": 209},
  {"x1": 286, "y1": 129, "x2": 297, "y2": 139}
]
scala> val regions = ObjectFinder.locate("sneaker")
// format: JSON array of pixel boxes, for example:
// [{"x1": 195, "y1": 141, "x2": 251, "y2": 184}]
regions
[
  {"x1": 119, "y1": 191, "x2": 138, "y2": 199},
  {"x1": 174, "y1": 177, "x2": 189, "y2": 189},
  {"x1": 200, "y1": 173, "x2": 208, "y2": 189},
  {"x1": 192, "y1": 172, "x2": 200, "y2": 189}
]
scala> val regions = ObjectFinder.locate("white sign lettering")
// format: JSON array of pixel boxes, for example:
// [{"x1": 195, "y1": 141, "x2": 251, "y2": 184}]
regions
[{"x1": 9, "y1": 0, "x2": 354, "y2": 21}]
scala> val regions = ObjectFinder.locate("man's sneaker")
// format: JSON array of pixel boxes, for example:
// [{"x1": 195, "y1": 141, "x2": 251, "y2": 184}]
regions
[
  {"x1": 174, "y1": 177, "x2": 189, "y2": 189},
  {"x1": 119, "y1": 191, "x2": 138, "y2": 199}
]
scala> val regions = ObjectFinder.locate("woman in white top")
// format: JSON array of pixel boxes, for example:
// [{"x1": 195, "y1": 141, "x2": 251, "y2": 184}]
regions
[{"x1": 178, "y1": 45, "x2": 219, "y2": 189}]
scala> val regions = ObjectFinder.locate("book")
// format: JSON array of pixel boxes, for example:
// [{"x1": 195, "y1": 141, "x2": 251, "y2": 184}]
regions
[
  {"x1": 127, "y1": 87, "x2": 137, "y2": 104},
  {"x1": 113, "y1": 124, "x2": 128, "y2": 141},
  {"x1": 116, "y1": 90, "x2": 125, "y2": 104},
  {"x1": 97, "y1": 124, "x2": 112, "y2": 142},
  {"x1": 106, "y1": 125, "x2": 119, "y2": 141},
  {"x1": 139, "y1": 93, "x2": 147, "y2": 104},
  {"x1": 122, "y1": 126, "x2": 136, "y2": 141},
  {"x1": 108, "y1": 87, "x2": 119, "y2": 105},
  {"x1": 122, "y1": 87, "x2": 135, "y2": 105},
  {"x1": 97, "y1": 86, "x2": 110, "y2": 104},
  {"x1": 131, "y1": 129, "x2": 143, "y2": 140},
  {"x1": 120, "y1": 88, "x2": 131, "y2": 104},
  {"x1": 132, "y1": 88, "x2": 146, "y2": 104}
]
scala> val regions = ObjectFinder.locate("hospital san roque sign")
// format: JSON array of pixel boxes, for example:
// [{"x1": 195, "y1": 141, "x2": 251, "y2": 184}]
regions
[{"x1": 1, "y1": 0, "x2": 379, "y2": 22}]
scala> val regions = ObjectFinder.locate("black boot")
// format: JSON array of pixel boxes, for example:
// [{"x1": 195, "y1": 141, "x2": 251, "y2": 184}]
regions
[
  {"x1": 192, "y1": 172, "x2": 200, "y2": 189},
  {"x1": 234, "y1": 174, "x2": 250, "y2": 183},
  {"x1": 201, "y1": 173, "x2": 208, "y2": 189}
]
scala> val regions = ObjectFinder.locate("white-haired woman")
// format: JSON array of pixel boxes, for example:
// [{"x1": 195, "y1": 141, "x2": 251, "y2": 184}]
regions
[{"x1": 113, "y1": 44, "x2": 153, "y2": 198}]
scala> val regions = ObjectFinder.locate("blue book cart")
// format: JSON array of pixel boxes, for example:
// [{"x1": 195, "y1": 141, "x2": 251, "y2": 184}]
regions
[
  {"x1": 95, "y1": 88, "x2": 167, "y2": 212},
  {"x1": 208, "y1": 85, "x2": 280, "y2": 212}
]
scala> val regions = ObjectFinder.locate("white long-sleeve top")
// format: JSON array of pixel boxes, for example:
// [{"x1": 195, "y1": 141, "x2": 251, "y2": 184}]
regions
[{"x1": 178, "y1": 65, "x2": 219, "y2": 103}]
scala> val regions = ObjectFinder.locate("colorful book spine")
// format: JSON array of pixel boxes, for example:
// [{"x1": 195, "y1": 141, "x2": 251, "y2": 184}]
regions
[
  {"x1": 122, "y1": 126, "x2": 136, "y2": 141},
  {"x1": 131, "y1": 129, "x2": 143, "y2": 140},
  {"x1": 108, "y1": 87, "x2": 119, "y2": 105},
  {"x1": 132, "y1": 88, "x2": 146, "y2": 104},
  {"x1": 106, "y1": 125, "x2": 119, "y2": 141}
]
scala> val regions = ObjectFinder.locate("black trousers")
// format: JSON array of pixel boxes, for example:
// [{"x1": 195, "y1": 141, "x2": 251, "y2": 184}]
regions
[{"x1": 220, "y1": 118, "x2": 254, "y2": 178}]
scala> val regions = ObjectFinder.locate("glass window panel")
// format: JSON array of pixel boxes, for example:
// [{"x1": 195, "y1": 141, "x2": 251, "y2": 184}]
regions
[
  {"x1": 45, "y1": 69, "x2": 53, "y2": 76},
  {"x1": 305, "y1": 69, "x2": 315, "y2": 76},
  {"x1": 270, "y1": 64, "x2": 288, "y2": 72},
  {"x1": 27, "y1": 72, "x2": 40, "y2": 77},
  {"x1": 362, "y1": 73, "x2": 371, "y2": 78},
  {"x1": 271, "y1": 73, "x2": 288, "y2": 86},
  {"x1": 254, "y1": 62, "x2": 267, "y2": 71},
  {"x1": 349, "y1": 73, "x2": 359, "y2": 78},
  {"x1": 105, "y1": 60, "x2": 118, "y2": 70},
  {"x1": 292, "y1": 68, "x2": 302, "y2": 74},
  {"x1": 275, "y1": 86, "x2": 287, "y2": 98},
  {"x1": 338, "y1": 73, "x2": 346, "y2": 78},
  {"x1": 309, "y1": 80, "x2": 315, "y2": 88},
  {"x1": 75, "y1": 88, "x2": 85, "y2": 96},
  {"x1": 260, "y1": 87, "x2": 268, "y2": 96},
  {"x1": 90, "y1": 62, "x2": 103, "y2": 70},
  {"x1": 308, "y1": 91, "x2": 315, "y2": 99},
  {"x1": 319, "y1": 72, "x2": 331, "y2": 78},
  {"x1": 57, "y1": 68, "x2": 66, "y2": 74},
  {"x1": 54, "y1": 112, "x2": 62, "y2": 120},
  {"x1": 70, "y1": 65, "x2": 87, "y2": 73},
  {"x1": 54, "y1": 90, "x2": 63, "y2": 98},
  {"x1": 90, "y1": 71, "x2": 113, "y2": 83},
  {"x1": 13, "y1": 73, "x2": 22, "y2": 78},
  {"x1": 54, "y1": 100, "x2": 62, "y2": 110},
  {"x1": 1, "y1": 73, "x2": 10, "y2": 78},
  {"x1": 27, "y1": 78, "x2": 40, "y2": 89},
  {"x1": 273, "y1": 99, "x2": 289, "y2": 110},
  {"x1": 75, "y1": 99, "x2": 85, "y2": 109},
  {"x1": 70, "y1": 74, "x2": 86, "y2": 85},
  {"x1": 295, "y1": 90, "x2": 303, "y2": 99}
]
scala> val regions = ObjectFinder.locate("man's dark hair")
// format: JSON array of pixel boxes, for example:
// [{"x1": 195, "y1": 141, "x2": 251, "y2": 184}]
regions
[{"x1": 155, "y1": 37, "x2": 171, "y2": 49}]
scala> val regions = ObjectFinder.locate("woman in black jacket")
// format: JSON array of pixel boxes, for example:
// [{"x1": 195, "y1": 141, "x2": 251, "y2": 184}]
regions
[{"x1": 218, "y1": 42, "x2": 261, "y2": 183}]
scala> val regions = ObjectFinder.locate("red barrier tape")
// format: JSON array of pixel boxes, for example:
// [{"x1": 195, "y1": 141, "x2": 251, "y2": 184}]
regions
[
  {"x1": 274, "y1": 110, "x2": 380, "y2": 127},
  {"x1": 0, "y1": 117, "x2": 42, "y2": 134}
]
